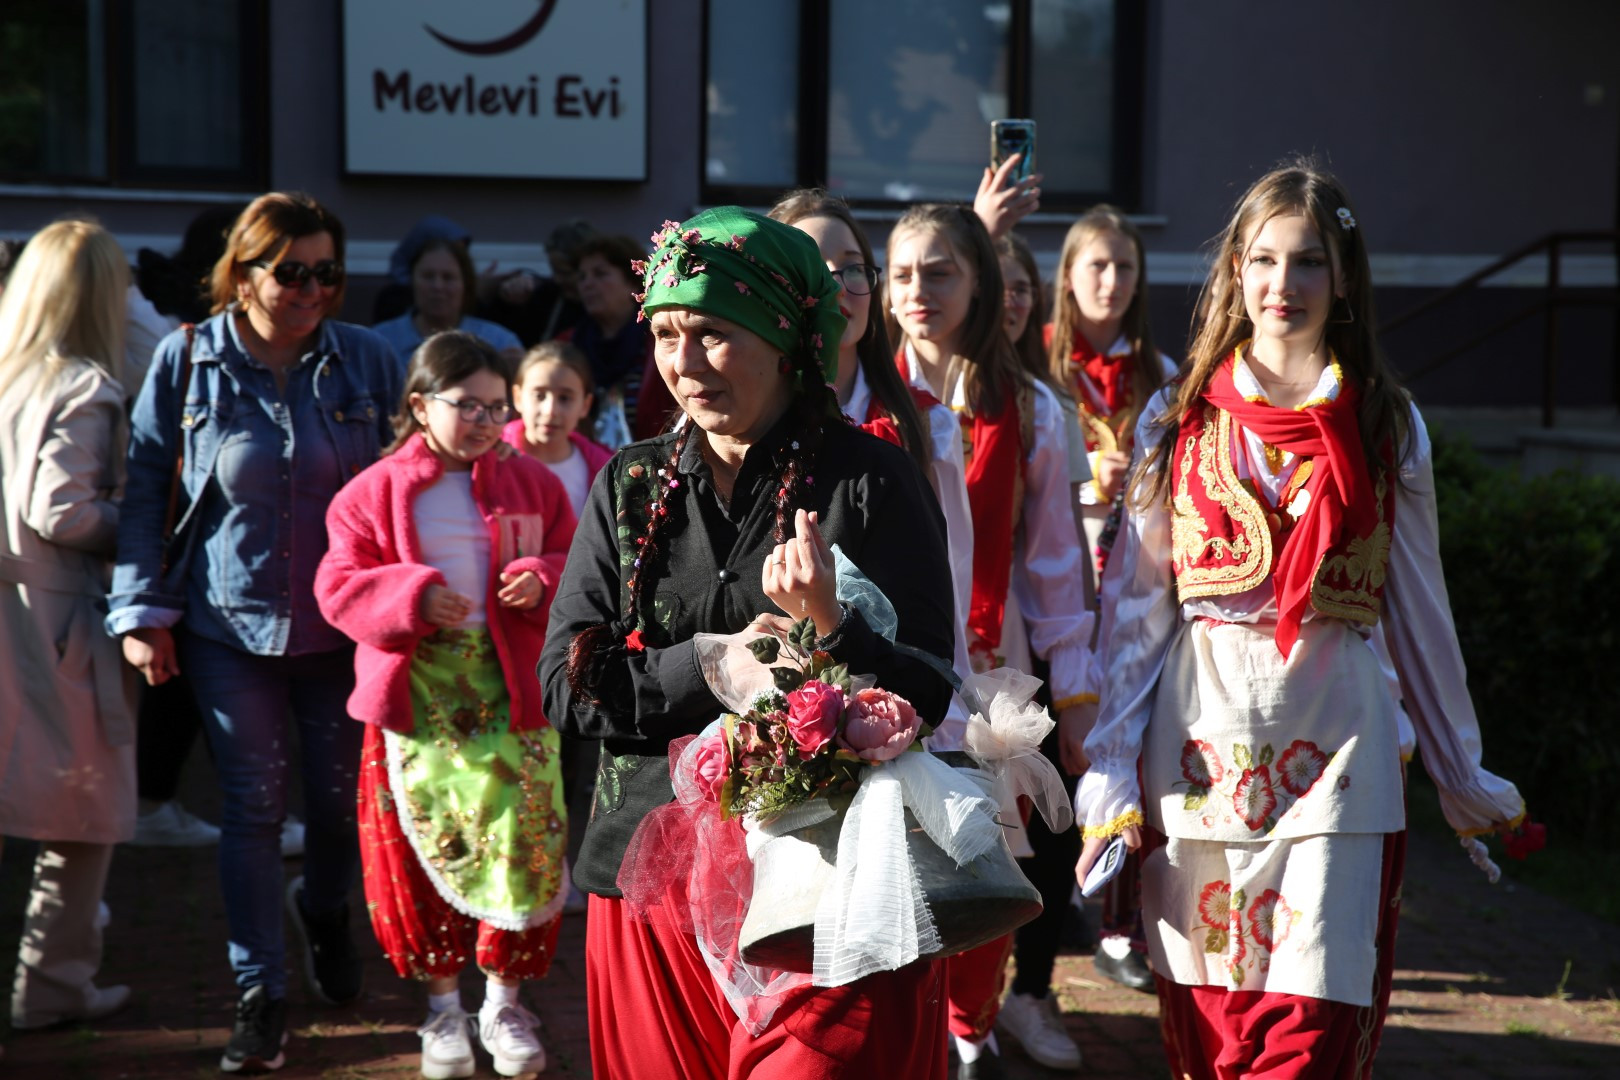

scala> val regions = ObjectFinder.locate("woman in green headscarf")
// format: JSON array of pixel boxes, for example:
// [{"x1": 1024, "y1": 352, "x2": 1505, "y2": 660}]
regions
[{"x1": 540, "y1": 208, "x2": 959, "y2": 1077}]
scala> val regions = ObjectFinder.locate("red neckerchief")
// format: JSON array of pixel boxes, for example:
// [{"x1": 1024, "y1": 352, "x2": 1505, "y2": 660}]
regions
[
  {"x1": 897, "y1": 346, "x2": 1021, "y2": 657},
  {"x1": 1203, "y1": 355, "x2": 1373, "y2": 658},
  {"x1": 859, "y1": 396, "x2": 902, "y2": 448}
]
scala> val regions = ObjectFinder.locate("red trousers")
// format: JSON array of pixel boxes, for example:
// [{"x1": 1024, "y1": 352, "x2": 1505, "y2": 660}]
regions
[
  {"x1": 586, "y1": 893, "x2": 949, "y2": 1080},
  {"x1": 1157, "y1": 830, "x2": 1407, "y2": 1079},
  {"x1": 944, "y1": 932, "x2": 1014, "y2": 1040},
  {"x1": 357, "y1": 724, "x2": 562, "y2": 981}
]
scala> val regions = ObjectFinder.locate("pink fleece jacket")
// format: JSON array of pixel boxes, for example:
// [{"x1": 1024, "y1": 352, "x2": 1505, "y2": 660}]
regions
[
  {"x1": 316, "y1": 433, "x2": 577, "y2": 733},
  {"x1": 501, "y1": 421, "x2": 614, "y2": 486}
]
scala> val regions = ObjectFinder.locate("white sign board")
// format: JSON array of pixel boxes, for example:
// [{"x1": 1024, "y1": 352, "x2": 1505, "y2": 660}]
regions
[{"x1": 342, "y1": 0, "x2": 646, "y2": 180}]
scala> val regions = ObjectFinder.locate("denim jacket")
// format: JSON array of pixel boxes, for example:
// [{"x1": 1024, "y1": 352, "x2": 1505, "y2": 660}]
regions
[{"x1": 107, "y1": 312, "x2": 402, "y2": 655}]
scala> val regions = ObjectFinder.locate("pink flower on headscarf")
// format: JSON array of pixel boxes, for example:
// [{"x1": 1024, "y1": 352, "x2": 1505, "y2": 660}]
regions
[
  {"x1": 734, "y1": 281, "x2": 750, "y2": 294},
  {"x1": 838, "y1": 688, "x2": 920, "y2": 763},
  {"x1": 778, "y1": 315, "x2": 791, "y2": 330}
]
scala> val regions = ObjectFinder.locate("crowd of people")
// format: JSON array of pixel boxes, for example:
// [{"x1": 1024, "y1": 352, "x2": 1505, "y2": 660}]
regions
[{"x1": 0, "y1": 152, "x2": 1532, "y2": 1080}]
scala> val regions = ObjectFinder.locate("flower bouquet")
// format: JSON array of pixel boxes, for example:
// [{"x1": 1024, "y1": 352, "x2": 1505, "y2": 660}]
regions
[{"x1": 695, "y1": 618, "x2": 930, "y2": 822}]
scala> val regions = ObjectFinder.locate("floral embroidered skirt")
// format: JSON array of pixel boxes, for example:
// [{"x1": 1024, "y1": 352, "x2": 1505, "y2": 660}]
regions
[
  {"x1": 1140, "y1": 617, "x2": 1403, "y2": 1006},
  {"x1": 383, "y1": 628, "x2": 568, "y2": 931}
]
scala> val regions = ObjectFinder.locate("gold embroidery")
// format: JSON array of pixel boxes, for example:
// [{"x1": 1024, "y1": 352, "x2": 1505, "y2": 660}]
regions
[
  {"x1": 1311, "y1": 472, "x2": 1390, "y2": 624},
  {"x1": 1172, "y1": 406, "x2": 1273, "y2": 600}
]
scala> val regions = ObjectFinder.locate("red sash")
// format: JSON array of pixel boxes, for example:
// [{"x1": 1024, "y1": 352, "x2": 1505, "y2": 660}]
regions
[
  {"x1": 896, "y1": 347, "x2": 1021, "y2": 660},
  {"x1": 1198, "y1": 356, "x2": 1379, "y2": 656},
  {"x1": 1045, "y1": 324, "x2": 1138, "y2": 454}
]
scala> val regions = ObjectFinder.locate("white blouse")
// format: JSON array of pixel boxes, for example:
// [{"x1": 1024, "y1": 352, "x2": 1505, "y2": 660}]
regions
[
  {"x1": 413, "y1": 470, "x2": 491, "y2": 626},
  {"x1": 904, "y1": 348, "x2": 1096, "y2": 706},
  {"x1": 1078, "y1": 363, "x2": 1523, "y2": 837}
]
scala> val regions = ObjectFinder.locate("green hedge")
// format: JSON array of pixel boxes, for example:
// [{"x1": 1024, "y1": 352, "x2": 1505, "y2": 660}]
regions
[{"x1": 1431, "y1": 435, "x2": 1620, "y2": 848}]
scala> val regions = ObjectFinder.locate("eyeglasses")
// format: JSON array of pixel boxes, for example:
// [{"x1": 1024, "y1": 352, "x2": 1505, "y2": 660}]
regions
[
  {"x1": 1004, "y1": 283, "x2": 1035, "y2": 304},
  {"x1": 830, "y1": 263, "x2": 882, "y2": 296},
  {"x1": 248, "y1": 258, "x2": 346, "y2": 288},
  {"x1": 428, "y1": 393, "x2": 514, "y2": 424}
]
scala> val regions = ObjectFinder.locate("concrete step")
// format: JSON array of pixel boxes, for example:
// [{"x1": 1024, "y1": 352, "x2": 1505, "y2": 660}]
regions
[{"x1": 1421, "y1": 405, "x2": 1620, "y2": 474}]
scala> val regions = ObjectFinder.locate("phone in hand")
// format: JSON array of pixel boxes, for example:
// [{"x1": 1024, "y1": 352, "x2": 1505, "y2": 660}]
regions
[
  {"x1": 1080, "y1": 834, "x2": 1128, "y2": 898},
  {"x1": 991, "y1": 119, "x2": 1037, "y2": 183}
]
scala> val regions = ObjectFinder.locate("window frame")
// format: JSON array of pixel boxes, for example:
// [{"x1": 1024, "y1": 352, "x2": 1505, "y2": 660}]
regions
[
  {"x1": 0, "y1": 0, "x2": 270, "y2": 191},
  {"x1": 699, "y1": 0, "x2": 1145, "y2": 211}
]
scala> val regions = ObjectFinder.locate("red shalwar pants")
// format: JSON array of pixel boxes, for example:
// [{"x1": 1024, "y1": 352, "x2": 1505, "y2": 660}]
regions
[
  {"x1": 357, "y1": 724, "x2": 562, "y2": 981},
  {"x1": 1156, "y1": 829, "x2": 1407, "y2": 1079},
  {"x1": 586, "y1": 892, "x2": 949, "y2": 1080},
  {"x1": 944, "y1": 932, "x2": 1015, "y2": 1041}
]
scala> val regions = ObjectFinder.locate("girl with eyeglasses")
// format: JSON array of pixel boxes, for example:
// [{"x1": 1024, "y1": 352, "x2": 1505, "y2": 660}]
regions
[
  {"x1": 317, "y1": 331, "x2": 576, "y2": 1079},
  {"x1": 769, "y1": 191, "x2": 980, "y2": 749},
  {"x1": 108, "y1": 191, "x2": 402, "y2": 1073}
]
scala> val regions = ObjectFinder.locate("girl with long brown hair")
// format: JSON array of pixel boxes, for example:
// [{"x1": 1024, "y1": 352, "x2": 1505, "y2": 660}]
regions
[
  {"x1": 887, "y1": 204, "x2": 1095, "y2": 1075},
  {"x1": 1074, "y1": 159, "x2": 1531, "y2": 1077},
  {"x1": 1046, "y1": 206, "x2": 1178, "y2": 577}
]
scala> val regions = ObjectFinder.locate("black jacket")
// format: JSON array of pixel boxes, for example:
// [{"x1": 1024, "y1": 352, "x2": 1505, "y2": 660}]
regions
[{"x1": 539, "y1": 412, "x2": 956, "y2": 895}]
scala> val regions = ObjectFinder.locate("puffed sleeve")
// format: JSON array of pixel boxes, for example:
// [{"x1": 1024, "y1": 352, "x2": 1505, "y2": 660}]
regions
[
  {"x1": 26, "y1": 370, "x2": 124, "y2": 557},
  {"x1": 1009, "y1": 382, "x2": 1096, "y2": 702},
  {"x1": 1381, "y1": 403, "x2": 1525, "y2": 834},
  {"x1": 1074, "y1": 389, "x2": 1181, "y2": 838}
]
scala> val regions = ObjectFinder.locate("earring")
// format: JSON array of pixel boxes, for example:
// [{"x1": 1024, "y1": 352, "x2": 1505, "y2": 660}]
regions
[{"x1": 1330, "y1": 296, "x2": 1356, "y2": 324}]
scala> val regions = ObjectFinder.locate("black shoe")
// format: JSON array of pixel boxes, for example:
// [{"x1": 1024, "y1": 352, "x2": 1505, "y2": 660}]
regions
[
  {"x1": 220, "y1": 985, "x2": 287, "y2": 1073},
  {"x1": 1094, "y1": 946, "x2": 1156, "y2": 992},
  {"x1": 285, "y1": 876, "x2": 362, "y2": 1005},
  {"x1": 958, "y1": 1048, "x2": 1007, "y2": 1080}
]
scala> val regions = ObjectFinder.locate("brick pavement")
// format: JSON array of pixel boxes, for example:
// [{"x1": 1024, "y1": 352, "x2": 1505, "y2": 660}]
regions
[{"x1": 4, "y1": 790, "x2": 1619, "y2": 1078}]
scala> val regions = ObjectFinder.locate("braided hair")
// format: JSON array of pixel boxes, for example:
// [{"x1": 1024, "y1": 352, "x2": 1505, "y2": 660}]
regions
[{"x1": 563, "y1": 298, "x2": 842, "y2": 705}]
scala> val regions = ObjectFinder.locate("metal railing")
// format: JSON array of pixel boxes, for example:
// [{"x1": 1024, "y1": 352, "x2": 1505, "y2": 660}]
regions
[{"x1": 1378, "y1": 231, "x2": 1620, "y2": 428}]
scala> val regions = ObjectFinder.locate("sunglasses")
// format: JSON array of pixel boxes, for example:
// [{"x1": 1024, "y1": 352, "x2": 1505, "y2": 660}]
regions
[{"x1": 248, "y1": 258, "x2": 346, "y2": 288}]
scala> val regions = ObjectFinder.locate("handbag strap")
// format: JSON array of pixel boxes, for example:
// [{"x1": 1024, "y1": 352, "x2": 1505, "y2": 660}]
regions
[{"x1": 160, "y1": 323, "x2": 196, "y2": 555}]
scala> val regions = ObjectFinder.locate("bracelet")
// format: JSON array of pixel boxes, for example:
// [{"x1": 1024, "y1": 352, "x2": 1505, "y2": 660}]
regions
[
  {"x1": 1052, "y1": 692, "x2": 1099, "y2": 710},
  {"x1": 814, "y1": 602, "x2": 854, "y2": 649}
]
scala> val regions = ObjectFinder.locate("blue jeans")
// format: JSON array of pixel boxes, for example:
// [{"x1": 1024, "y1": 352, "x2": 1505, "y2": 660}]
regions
[{"x1": 179, "y1": 629, "x2": 361, "y2": 998}]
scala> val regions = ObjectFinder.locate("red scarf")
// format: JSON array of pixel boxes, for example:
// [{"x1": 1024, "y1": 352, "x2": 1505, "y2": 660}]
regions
[
  {"x1": 1203, "y1": 356, "x2": 1374, "y2": 658},
  {"x1": 897, "y1": 347, "x2": 1021, "y2": 658},
  {"x1": 857, "y1": 382, "x2": 942, "y2": 450}
]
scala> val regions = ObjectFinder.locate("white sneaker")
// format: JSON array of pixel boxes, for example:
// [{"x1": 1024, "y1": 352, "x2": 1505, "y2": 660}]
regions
[
  {"x1": 996, "y1": 991, "x2": 1081, "y2": 1070},
  {"x1": 479, "y1": 1003, "x2": 546, "y2": 1076},
  {"x1": 418, "y1": 1006, "x2": 476, "y2": 1079},
  {"x1": 130, "y1": 801, "x2": 220, "y2": 847},
  {"x1": 281, "y1": 815, "x2": 306, "y2": 858}
]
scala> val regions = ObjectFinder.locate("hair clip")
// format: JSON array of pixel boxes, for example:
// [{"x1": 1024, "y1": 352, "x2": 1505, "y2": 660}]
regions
[{"x1": 1336, "y1": 207, "x2": 1357, "y2": 231}]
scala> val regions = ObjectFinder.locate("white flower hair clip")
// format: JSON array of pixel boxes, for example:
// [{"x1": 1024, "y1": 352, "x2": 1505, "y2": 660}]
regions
[{"x1": 1336, "y1": 207, "x2": 1357, "y2": 231}]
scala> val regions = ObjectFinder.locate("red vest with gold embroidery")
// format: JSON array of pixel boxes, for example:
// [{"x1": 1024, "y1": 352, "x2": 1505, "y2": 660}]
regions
[{"x1": 1168, "y1": 403, "x2": 1395, "y2": 625}]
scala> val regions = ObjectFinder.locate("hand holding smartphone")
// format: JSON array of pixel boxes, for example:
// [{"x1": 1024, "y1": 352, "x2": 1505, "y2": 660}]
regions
[
  {"x1": 990, "y1": 119, "x2": 1037, "y2": 182},
  {"x1": 978, "y1": 120, "x2": 1040, "y2": 240},
  {"x1": 1080, "y1": 834, "x2": 1128, "y2": 898}
]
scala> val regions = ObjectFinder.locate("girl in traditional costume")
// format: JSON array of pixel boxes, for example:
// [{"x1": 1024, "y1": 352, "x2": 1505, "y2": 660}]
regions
[
  {"x1": 771, "y1": 191, "x2": 978, "y2": 749},
  {"x1": 316, "y1": 332, "x2": 576, "y2": 1079},
  {"x1": 1074, "y1": 160, "x2": 1531, "y2": 1078},
  {"x1": 886, "y1": 205, "x2": 1095, "y2": 1077}
]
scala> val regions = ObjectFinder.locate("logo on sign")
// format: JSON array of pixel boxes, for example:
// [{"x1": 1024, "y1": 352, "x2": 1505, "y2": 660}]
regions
[{"x1": 424, "y1": 0, "x2": 558, "y2": 56}]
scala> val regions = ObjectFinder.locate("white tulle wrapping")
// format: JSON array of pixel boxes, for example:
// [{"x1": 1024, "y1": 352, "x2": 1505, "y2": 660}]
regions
[
  {"x1": 960, "y1": 669, "x2": 1075, "y2": 845},
  {"x1": 809, "y1": 753, "x2": 1001, "y2": 986}
]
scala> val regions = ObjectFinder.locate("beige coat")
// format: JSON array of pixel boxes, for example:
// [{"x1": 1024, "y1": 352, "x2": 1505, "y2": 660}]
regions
[{"x1": 0, "y1": 362, "x2": 136, "y2": 844}]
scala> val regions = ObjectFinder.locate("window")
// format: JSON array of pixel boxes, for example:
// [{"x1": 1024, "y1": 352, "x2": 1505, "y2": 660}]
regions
[
  {"x1": 0, "y1": 0, "x2": 267, "y2": 188},
  {"x1": 703, "y1": 0, "x2": 1142, "y2": 209}
]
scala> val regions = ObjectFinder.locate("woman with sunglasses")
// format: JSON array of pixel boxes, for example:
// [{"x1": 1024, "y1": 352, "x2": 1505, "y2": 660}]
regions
[{"x1": 108, "y1": 192, "x2": 402, "y2": 1074}]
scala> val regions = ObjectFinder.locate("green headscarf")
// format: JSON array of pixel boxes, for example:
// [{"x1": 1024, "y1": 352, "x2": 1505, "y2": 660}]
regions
[{"x1": 637, "y1": 207, "x2": 846, "y2": 383}]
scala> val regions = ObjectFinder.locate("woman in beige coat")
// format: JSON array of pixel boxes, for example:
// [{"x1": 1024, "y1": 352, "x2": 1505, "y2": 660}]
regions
[{"x1": 0, "y1": 219, "x2": 138, "y2": 1035}]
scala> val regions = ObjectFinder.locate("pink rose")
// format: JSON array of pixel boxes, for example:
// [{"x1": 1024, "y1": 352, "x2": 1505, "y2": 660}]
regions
[
  {"x1": 838, "y1": 688, "x2": 920, "y2": 763},
  {"x1": 691, "y1": 734, "x2": 729, "y2": 802},
  {"x1": 785, "y1": 681, "x2": 844, "y2": 755}
]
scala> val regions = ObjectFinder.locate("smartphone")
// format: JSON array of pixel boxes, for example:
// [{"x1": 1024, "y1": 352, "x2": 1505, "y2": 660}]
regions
[
  {"x1": 1080, "y1": 834, "x2": 1128, "y2": 898},
  {"x1": 990, "y1": 119, "x2": 1037, "y2": 183}
]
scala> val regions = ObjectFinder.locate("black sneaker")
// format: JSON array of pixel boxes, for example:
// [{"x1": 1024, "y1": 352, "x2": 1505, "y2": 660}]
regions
[
  {"x1": 220, "y1": 985, "x2": 287, "y2": 1073},
  {"x1": 284, "y1": 876, "x2": 362, "y2": 1005},
  {"x1": 1094, "y1": 945, "x2": 1156, "y2": 992}
]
